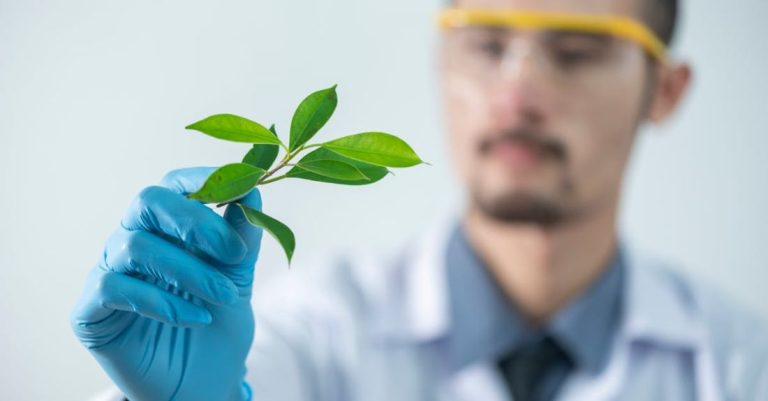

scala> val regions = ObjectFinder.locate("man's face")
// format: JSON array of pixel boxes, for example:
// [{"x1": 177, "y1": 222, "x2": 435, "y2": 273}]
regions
[{"x1": 441, "y1": 0, "x2": 653, "y2": 225}]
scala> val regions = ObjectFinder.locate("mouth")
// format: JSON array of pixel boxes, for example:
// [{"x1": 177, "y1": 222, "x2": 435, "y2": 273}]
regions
[{"x1": 487, "y1": 139, "x2": 546, "y2": 170}]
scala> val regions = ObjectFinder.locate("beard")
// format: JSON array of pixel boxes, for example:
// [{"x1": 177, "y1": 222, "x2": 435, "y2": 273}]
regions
[
  {"x1": 472, "y1": 182, "x2": 574, "y2": 227},
  {"x1": 471, "y1": 128, "x2": 575, "y2": 227}
]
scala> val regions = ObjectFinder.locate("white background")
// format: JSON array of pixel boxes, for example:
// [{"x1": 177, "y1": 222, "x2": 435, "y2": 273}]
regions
[{"x1": 1, "y1": 0, "x2": 766, "y2": 399}]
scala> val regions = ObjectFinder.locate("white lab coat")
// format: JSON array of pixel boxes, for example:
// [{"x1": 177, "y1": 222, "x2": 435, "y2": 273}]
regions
[{"x1": 91, "y1": 220, "x2": 768, "y2": 401}]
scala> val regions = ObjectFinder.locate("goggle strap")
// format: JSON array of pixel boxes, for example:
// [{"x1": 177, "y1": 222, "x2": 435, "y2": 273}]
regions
[{"x1": 437, "y1": 8, "x2": 666, "y2": 62}]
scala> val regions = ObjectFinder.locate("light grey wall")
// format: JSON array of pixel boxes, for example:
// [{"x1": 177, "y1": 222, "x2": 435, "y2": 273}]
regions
[{"x1": 0, "y1": 0, "x2": 765, "y2": 399}]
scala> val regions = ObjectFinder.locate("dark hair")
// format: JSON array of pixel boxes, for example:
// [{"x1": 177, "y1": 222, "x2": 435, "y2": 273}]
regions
[
  {"x1": 643, "y1": 0, "x2": 679, "y2": 46},
  {"x1": 445, "y1": 0, "x2": 680, "y2": 46}
]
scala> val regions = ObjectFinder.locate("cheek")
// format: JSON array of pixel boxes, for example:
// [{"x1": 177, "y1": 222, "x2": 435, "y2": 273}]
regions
[
  {"x1": 563, "y1": 58, "x2": 647, "y2": 194},
  {"x1": 443, "y1": 73, "x2": 491, "y2": 182}
]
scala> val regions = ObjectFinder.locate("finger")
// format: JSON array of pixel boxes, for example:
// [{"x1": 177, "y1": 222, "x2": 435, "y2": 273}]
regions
[
  {"x1": 218, "y1": 188, "x2": 264, "y2": 295},
  {"x1": 223, "y1": 187, "x2": 264, "y2": 267},
  {"x1": 73, "y1": 269, "x2": 213, "y2": 329},
  {"x1": 121, "y1": 185, "x2": 247, "y2": 265},
  {"x1": 160, "y1": 167, "x2": 263, "y2": 257},
  {"x1": 102, "y1": 228, "x2": 239, "y2": 305},
  {"x1": 163, "y1": 167, "x2": 265, "y2": 292},
  {"x1": 159, "y1": 166, "x2": 219, "y2": 195},
  {"x1": 159, "y1": 166, "x2": 253, "y2": 264}
]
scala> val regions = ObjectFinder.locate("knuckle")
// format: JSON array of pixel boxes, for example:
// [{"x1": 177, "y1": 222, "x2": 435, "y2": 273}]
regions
[
  {"x1": 101, "y1": 243, "x2": 117, "y2": 271},
  {"x1": 118, "y1": 231, "x2": 150, "y2": 270},
  {"x1": 122, "y1": 186, "x2": 173, "y2": 231},
  {"x1": 123, "y1": 230, "x2": 148, "y2": 254},
  {"x1": 159, "y1": 169, "x2": 184, "y2": 188},
  {"x1": 95, "y1": 271, "x2": 120, "y2": 296},
  {"x1": 102, "y1": 230, "x2": 127, "y2": 267},
  {"x1": 179, "y1": 213, "x2": 212, "y2": 241},
  {"x1": 173, "y1": 213, "x2": 199, "y2": 243},
  {"x1": 135, "y1": 185, "x2": 166, "y2": 209}
]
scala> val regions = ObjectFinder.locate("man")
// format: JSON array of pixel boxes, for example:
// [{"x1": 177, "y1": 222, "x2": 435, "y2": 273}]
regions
[{"x1": 71, "y1": 0, "x2": 768, "y2": 400}]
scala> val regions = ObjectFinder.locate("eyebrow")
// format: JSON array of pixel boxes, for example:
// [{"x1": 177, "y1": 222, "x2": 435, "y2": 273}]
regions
[
  {"x1": 462, "y1": 25, "x2": 510, "y2": 36},
  {"x1": 543, "y1": 30, "x2": 615, "y2": 45},
  {"x1": 462, "y1": 26, "x2": 616, "y2": 44}
]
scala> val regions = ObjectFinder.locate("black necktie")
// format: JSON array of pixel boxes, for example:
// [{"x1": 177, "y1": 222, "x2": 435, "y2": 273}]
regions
[{"x1": 496, "y1": 335, "x2": 575, "y2": 401}]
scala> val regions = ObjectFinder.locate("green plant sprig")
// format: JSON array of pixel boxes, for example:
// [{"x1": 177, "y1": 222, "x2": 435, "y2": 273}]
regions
[{"x1": 184, "y1": 85, "x2": 426, "y2": 266}]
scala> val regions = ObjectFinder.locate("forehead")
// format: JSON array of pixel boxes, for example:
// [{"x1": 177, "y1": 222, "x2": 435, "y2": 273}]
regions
[{"x1": 454, "y1": 0, "x2": 640, "y2": 18}]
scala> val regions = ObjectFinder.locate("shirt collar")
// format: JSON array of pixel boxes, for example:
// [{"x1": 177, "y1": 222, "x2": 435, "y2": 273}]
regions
[
  {"x1": 443, "y1": 220, "x2": 625, "y2": 375},
  {"x1": 443, "y1": 221, "x2": 534, "y2": 369},
  {"x1": 548, "y1": 241, "x2": 625, "y2": 374}
]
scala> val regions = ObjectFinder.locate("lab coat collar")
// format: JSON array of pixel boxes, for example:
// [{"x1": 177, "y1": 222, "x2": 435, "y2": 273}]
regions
[
  {"x1": 621, "y1": 244, "x2": 703, "y2": 348},
  {"x1": 402, "y1": 217, "x2": 454, "y2": 341},
  {"x1": 382, "y1": 219, "x2": 703, "y2": 353}
]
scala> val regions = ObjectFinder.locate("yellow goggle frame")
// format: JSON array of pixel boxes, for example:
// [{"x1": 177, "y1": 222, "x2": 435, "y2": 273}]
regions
[{"x1": 437, "y1": 8, "x2": 667, "y2": 62}]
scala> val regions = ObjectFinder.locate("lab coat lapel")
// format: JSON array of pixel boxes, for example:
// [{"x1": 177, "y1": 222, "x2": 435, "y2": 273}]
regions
[
  {"x1": 398, "y1": 219, "x2": 511, "y2": 400},
  {"x1": 560, "y1": 242, "x2": 721, "y2": 401}
]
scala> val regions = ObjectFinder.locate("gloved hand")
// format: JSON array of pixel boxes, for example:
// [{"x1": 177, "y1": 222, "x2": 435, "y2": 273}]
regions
[{"x1": 71, "y1": 167, "x2": 262, "y2": 401}]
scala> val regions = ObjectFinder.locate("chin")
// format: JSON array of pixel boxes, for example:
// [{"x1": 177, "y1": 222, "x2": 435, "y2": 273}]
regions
[{"x1": 473, "y1": 189, "x2": 568, "y2": 226}]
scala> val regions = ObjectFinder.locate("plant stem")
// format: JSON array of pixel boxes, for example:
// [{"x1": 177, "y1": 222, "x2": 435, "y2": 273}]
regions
[
  {"x1": 214, "y1": 143, "x2": 317, "y2": 208},
  {"x1": 257, "y1": 142, "x2": 317, "y2": 183},
  {"x1": 258, "y1": 154, "x2": 291, "y2": 184},
  {"x1": 259, "y1": 175, "x2": 288, "y2": 185},
  {"x1": 300, "y1": 143, "x2": 322, "y2": 151}
]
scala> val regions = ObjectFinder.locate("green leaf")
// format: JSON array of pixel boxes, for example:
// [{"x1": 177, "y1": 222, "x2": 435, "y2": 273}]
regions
[
  {"x1": 294, "y1": 160, "x2": 369, "y2": 181},
  {"x1": 237, "y1": 204, "x2": 295, "y2": 264},
  {"x1": 242, "y1": 124, "x2": 279, "y2": 170},
  {"x1": 186, "y1": 114, "x2": 282, "y2": 145},
  {"x1": 188, "y1": 163, "x2": 266, "y2": 204},
  {"x1": 286, "y1": 148, "x2": 389, "y2": 185},
  {"x1": 289, "y1": 85, "x2": 338, "y2": 151},
  {"x1": 321, "y1": 132, "x2": 423, "y2": 167}
]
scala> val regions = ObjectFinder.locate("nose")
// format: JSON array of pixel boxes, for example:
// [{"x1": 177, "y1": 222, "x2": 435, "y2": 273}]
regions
[
  {"x1": 492, "y1": 39, "x2": 549, "y2": 127},
  {"x1": 500, "y1": 39, "x2": 542, "y2": 83}
]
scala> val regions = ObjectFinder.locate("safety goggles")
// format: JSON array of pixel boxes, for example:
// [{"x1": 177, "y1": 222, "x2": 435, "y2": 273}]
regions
[
  {"x1": 437, "y1": 8, "x2": 666, "y2": 62},
  {"x1": 436, "y1": 8, "x2": 667, "y2": 88}
]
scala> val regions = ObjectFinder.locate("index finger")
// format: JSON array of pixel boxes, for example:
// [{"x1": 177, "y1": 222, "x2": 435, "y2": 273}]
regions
[
  {"x1": 120, "y1": 169, "x2": 248, "y2": 264},
  {"x1": 159, "y1": 166, "x2": 219, "y2": 196}
]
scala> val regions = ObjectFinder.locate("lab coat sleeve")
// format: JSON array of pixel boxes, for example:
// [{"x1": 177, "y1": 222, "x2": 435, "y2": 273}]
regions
[
  {"x1": 243, "y1": 307, "x2": 347, "y2": 401},
  {"x1": 724, "y1": 318, "x2": 768, "y2": 401},
  {"x1": 244, "y1": 260, "x2": 358, "y2": 401},
  {"x1": 86, "y1": 387, "x2": 124, "y2": 401},
  {"x1": 694, "y1": 276, "x2": 768, "y2": 401},
  {"x1": 746, "y1": 359, "x2": 768, "y2": 401}
]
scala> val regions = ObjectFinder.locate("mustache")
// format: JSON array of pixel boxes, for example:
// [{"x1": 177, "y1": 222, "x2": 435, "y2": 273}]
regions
[{"x1": 478, "y1": 129, "x2": 567, "y2": 162}]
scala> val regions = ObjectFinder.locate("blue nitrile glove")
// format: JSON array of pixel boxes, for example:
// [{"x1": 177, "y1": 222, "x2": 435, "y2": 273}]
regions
[{"x1": 71, "y1": 167, "x2": 262, "y2": 401}]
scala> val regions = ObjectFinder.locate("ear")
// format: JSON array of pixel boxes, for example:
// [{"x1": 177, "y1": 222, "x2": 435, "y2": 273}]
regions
[{"x1": 647, "y1": 61, "x2": 693, "y2": 123}]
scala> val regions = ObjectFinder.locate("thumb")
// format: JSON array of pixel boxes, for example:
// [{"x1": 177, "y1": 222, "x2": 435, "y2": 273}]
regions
[
  {"x1": 158, "y1": 167, "x2": 263, "y2": 258},
  {"x1": 223, "y1": 187, "x2": 264, "y2": 270},
  {"x1": 221, "y1": 190, "x2": 263, "y2": 297},
  {"x1": 159, "y1": 167, "x2": 264, "y2": 292}
]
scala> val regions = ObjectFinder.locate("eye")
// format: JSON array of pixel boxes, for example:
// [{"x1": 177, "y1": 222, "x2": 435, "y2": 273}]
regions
[
  {"x1": 481, "y1": 40, "x2": 506, "y2": 58},
  {"x1": 553, "y1": 48, "x2": 600, "y2": 68},
  {"x1": 470, "y1": 38, "x2": 506, "y2": 59}
]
